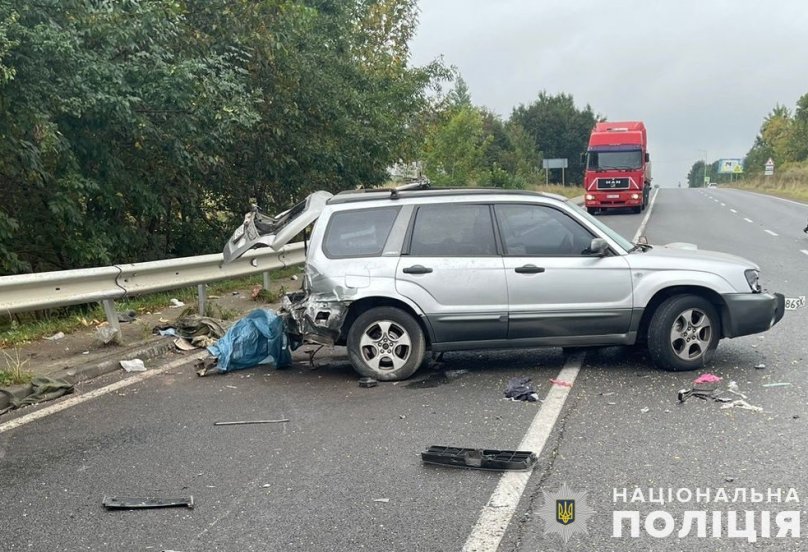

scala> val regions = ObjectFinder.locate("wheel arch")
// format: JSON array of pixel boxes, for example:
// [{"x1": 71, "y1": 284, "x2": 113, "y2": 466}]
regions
[
  {"x1": 637, "y1": 285, "x2": 728, "y2": 343},
  {"x1": 337, "y1": 296, "x2": 432, "y2": 347}
]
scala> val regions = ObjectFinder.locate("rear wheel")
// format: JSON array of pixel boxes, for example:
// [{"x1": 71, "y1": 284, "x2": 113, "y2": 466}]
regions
[
  {"x1": 346, "y1": 306, "x2": 426, "y2": 381},
  {"x1": 647, "y1": 295, "x2": 720, "y2": 371}
]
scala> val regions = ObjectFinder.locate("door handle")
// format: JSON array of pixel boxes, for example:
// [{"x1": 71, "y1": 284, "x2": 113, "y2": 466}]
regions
[
  {"x1": 403, "y1": 265, "x2": 433, "y2": 274},
  {"x1": 514, "y1": 264, "x2": 545, "y2": 274}
]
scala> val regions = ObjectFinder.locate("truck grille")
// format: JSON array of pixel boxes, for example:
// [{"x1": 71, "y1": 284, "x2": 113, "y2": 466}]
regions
[{"x1": 596, "y1": 177, "x2": 629, "y2": 190}]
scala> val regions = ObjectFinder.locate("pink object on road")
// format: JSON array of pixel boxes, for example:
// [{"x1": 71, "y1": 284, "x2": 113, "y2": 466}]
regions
[{"x1": 693, "y1": 373, "x2": 722, "y2": 384}]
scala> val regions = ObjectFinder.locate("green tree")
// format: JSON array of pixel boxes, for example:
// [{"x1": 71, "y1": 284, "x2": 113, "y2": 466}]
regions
[
  {"x1": 422, "y1": 105, "x2": 491, "y2": 185},
  {"x1": 510, "y1": 91, "x2": 598, "y2": 185}
]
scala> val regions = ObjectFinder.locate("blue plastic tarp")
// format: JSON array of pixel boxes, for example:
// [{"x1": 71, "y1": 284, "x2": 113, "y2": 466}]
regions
[{"x1": 207, "y1": 309, "x2": 291, "y2": 373}]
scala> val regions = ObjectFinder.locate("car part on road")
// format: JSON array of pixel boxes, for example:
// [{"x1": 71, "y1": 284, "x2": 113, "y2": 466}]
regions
[
  {"x1": 120, "y1": 359, "x2": 146, "y2": 372},
  {"x1": 346, "y1": 306, "x2": 426, "y2": 381},
  {"x1": 727, "y1": 380, "x2": 747, "y2": 399},
  {"x1": 504, "y1": 376, "x2": 539, "y2": 402},
  {"x1": 102, "y1": 496, "x2": 194, "y2": 510},
  {"x1": 719, "y1": 399, "x2": 763, "y2": 412},
  {"x1": 358, "y1": 376, "x2": 378, "y2": 388},
  {"x1": 762, "y1": 382, "x2": 792, "y2": 388},
  {"x1": 421, "y1": 446, "x2": 537, "y2": 471},
  {"x1": 648, "y1": 294, "x2": 720, "y2": 371},
  {"x1": 213, "y1": 419, "x2": 290, "y2": 426}
]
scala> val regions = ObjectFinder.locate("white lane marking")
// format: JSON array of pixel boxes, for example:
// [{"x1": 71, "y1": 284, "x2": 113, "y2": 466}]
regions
[
  {"x1": 0, "y1": 351, "x2": 208, "y2": 434},
  {"x1": 744, "y1": 218, "x2": 753, "y2": 223},
  {"x1": 729, "y1": 208, "x2": 737, "y2": 213},
  {"x1": 462, "y1": 353, "x2": 584, "y2": 552},
  {"x1": 721, "y1": 203, "x2": 726, "y2": 207},
  {"x1": 801, "y1": 250, "x2": 808, "y2": 257},
  {"x1": 764, "y1": 229, "x2": 779, "y2": 236},
  {"x1": 632, "y1": 188, "x2": 659, "y2": 243}
]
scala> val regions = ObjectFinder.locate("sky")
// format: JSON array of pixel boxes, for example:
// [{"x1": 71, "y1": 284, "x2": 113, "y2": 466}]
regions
[{"x1": 408, "y1": 0, "x2": 808, "y2": 187}]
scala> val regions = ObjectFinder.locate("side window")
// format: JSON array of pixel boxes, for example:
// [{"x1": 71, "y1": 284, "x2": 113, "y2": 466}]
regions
[
  {"x1": 322, "y1": 206, "x2": 400, "y2": 258},
  {"x1": 410, "y1": 204, "x2": 496, "y2": 256},
  {"x1": 495, "y1": 204, "x2": 594, "y2": 256}
]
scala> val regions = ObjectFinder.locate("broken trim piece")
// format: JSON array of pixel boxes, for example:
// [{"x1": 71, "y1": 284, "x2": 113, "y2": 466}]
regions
[
  {"x1": 421, "y1": 446, "x2": 537, "y2": 471},
  {"x1": 102, "y1": 496, "x2": 194, "y2": 510}
]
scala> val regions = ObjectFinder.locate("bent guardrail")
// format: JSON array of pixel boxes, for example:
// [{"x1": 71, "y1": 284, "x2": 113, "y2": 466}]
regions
[{"x1": 0, "y1": 242, "x2": 306, "y2": 342}]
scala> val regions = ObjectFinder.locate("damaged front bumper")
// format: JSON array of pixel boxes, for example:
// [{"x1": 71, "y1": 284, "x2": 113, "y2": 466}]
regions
[{"x1": 281, "y1": 290, "x2": 350, "y2": 347}]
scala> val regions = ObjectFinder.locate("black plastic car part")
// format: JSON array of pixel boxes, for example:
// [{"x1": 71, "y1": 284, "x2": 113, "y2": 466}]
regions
[{"x1": 421, "y1": 446, "x2": 537, "y2": 471}]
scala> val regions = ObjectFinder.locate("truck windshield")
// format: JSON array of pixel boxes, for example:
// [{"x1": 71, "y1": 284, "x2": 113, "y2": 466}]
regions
[{"x1": 587, "y1": 149, "x2": 642, "y2": 170}]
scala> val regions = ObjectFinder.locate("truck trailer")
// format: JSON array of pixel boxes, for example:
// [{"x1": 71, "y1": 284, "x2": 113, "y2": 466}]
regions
[{"x1": 583, "y1": 121, "x2": 652, "y2": 214}]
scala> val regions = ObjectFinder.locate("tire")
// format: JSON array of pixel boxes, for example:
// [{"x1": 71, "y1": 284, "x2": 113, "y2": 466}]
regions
[
  {"x1": 587, "y1": 207, "x2": 598, "y2": 215},
  {"x1": 631, "y1": 205, "x2": 642, "y2": 214},
  {"x1": 346, "y1": 306, "x2": 426, "y2": 381},
  {"x1": 647, "y1": 295, "x2": 720, "y2": 372}
]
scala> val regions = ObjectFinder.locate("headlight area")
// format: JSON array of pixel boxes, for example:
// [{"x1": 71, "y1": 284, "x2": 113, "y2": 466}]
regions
[{"x1": 744, "y1": 269, "x2": 761, "y2": 293}]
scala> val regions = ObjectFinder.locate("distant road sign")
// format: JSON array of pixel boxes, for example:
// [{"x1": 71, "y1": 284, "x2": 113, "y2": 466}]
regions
[
  {"x1": 718, "y1": 159, "x2": 743, "y2": 174},
  {"x1": 542, "y1": 158, "x2": 568, "y2": 169},
  {"x1": 764, "y1": 158, "x2": 775, "y2": 176}
]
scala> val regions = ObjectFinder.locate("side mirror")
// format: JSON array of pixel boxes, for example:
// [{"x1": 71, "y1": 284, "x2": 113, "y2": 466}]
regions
[
  {"x1": 645, "y1": 152, "x2": 650, "y2": 162},
  {"x1": 587, "y1": 237, "x2": 609, "y2": 256}
]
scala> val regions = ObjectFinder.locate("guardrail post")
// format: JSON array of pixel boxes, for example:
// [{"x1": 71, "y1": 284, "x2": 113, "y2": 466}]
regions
[
  {"x1": 197, "y1": 284, "x2": 207, "y2": 316},
  {"x1": 262, "y1": 271, "x2": 271, "y2": 293},
  {"x1": 101, "y1": 299, "x2": 123, "y2": 345}
]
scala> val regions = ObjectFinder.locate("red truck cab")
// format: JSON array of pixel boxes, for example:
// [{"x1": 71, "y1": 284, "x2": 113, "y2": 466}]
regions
[{"x1": 583, "y1": 121, "x2": 651, "y2": 214}]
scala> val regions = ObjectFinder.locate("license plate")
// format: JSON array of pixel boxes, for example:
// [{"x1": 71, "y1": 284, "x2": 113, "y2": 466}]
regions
[
  {"x1": 785, "y1": 296, "x2": 805, "y2": 310},
  {"x1": 607, "y1": 194, "x2": 620, "y2": 199}
]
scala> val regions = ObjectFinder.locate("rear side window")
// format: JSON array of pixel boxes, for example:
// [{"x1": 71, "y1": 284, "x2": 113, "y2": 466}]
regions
[
  {"x1": 409, "y1": 204, "x2": 497, "y2": 256},
  {"x1": 322, "y1": 206, "x2": 400, "y2": 258}
]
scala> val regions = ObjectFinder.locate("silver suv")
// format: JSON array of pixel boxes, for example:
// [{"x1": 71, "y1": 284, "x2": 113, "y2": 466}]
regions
[{"x1": 224, "y1": 186, "x2": 785, "y2": 381}]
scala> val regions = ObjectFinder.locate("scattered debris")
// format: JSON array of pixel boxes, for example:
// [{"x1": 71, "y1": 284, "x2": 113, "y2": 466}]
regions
[
  {"x1": 755, "y1": 363, "x2": 766, "y2": 370},
  {"x1": 372, "y1": 498, "x2": 389, "y2": 503},
  {"x1": 195, "y1": 357, "x2": 218, "y2": 377},
  {"x1": 693, "y1": 373, "x2": 721, "y2": 385},
  {"x1": 421, "y1": 446, "x2": 537, "y2": 471},
  {"x1": 44, "y1": 331, "x2": 65, "y2": 341},
  {"x1": 82, "y1": 351, "x2": 89, "y2": 355},
  {"x1": 445, "y1": 369, "x2": 469, "y2": 379},
  {"x1": 192, "y1": 335, "x2": 217, "y2": 348},
  {"x1": 116, "y1": 310, "x2": 137, "y2": 323},
  {"x1": 95, "y1": 326, "x2": 119, "y2": 344},
  {"x1": 504, "y1": 376, "x2": 539, "y2": 402},
  {"x1": 640, "y1": 407, "x2": 650, "y2": 413},
  {"x1": 720, "y1": 400, "x2": 763, "y2": 413},
  {"x1": 762, "y1": 382, "x2": 792, "y2": 388},
  {"x1": 599, "y1": 392, "x2": 615, "y2": 396},
  {"x1": 727, "y1": 381, "x2": 747, "y2": 399},
  {"x1": 173, "y1": 338, "x2": 196, "y2": 352},
  {"x1": 549, "y1": 378, "x2": 573, "y2": 388},
  {"x1": 358, "y1": 377, "x2": 378, "y2": 388},
  {"x1": 399, "y1": 414, "x2": 406, "y2": 419},
  {"x1": 251, "y1": 284, "x2": 263, "y2": 299},
  {"x1": 725, "y1": 477, "x2": 736, "y2": 483},
  {"x1": 102, "y1": 496, "x2": 194, "y2": 510},
  {"x1": 225, "y1": 385, "x2": 237, "y2": 389},
  {"x1": 120, "y1": 359, "x2": 146, "y2": 372},
  {"x1": 213, "y1": 419, "x2": 290, "y2": 426},
  {"x1": 290, "y1": 274, "x2": 299, "y2": 281},
  {"x1": 0, "y1": 377, "x2": 73, "y2": 414},
  {"x1": 169, "y1": 298, "x2": 185, "y2": 308}
]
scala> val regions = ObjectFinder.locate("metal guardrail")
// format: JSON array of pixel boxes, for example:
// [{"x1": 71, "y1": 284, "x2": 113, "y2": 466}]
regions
[{"x1": 0, "y1": 242, "x2": 306, "y2": 342}]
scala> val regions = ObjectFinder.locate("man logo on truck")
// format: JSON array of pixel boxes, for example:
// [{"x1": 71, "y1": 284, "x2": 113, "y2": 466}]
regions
[{"x1": 583, "y1": 121, "x2": 652, "y2": 215}]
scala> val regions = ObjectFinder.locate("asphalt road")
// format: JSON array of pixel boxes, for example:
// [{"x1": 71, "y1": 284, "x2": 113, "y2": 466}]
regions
[{"x1": 1, "y1": 187, "x2": 807, "y2": 551}]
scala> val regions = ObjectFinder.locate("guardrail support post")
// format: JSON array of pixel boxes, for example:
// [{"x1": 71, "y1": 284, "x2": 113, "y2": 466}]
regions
[
  {"x1": 262, "y1": 271, "x2": 271, "y2": 293},
  {"x1": 197, "y1": 284, "x2": 207, "y2": 316},
  {"x1": 101, "y1": 299, "x2": 123, "y2": 345}
]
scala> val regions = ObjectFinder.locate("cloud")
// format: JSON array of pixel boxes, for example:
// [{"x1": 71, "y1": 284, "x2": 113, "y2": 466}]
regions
[{"x1": 410, "y1": 0, "x2": 808, "y2": 184}]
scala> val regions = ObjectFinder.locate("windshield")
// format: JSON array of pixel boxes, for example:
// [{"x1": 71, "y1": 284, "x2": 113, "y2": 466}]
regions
[
  {"x1": 587, "y1": 149, "x2": 642, "y2": 170},
  {"x1": 567, "y1": 202, "x2": 634, "y2": 252}
]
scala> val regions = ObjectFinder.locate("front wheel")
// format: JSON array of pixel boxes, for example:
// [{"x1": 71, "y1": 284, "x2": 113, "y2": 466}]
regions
[
  {"x1": 346, "y1": 306, "x2": 426, "y2": 381},
  {"x1": 647, "y1": 295, "x2": 720, "y2": 372},
  {"x1": 587, "y1": 207, "x2": 598, "y2": 215}
]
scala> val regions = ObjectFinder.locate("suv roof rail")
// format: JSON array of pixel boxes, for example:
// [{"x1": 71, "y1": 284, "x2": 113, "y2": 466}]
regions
[{"x1": 391, "y1": 179, "x2": 431, "y2": 199}]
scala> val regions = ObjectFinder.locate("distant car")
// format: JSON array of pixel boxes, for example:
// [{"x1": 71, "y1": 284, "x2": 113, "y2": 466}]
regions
[
  {"x1": 707, "y1": 184, "x2": 717, "y2": 188},
  {"x1": 224, "y1": 185, "x2": 785, "y2": 380}
]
